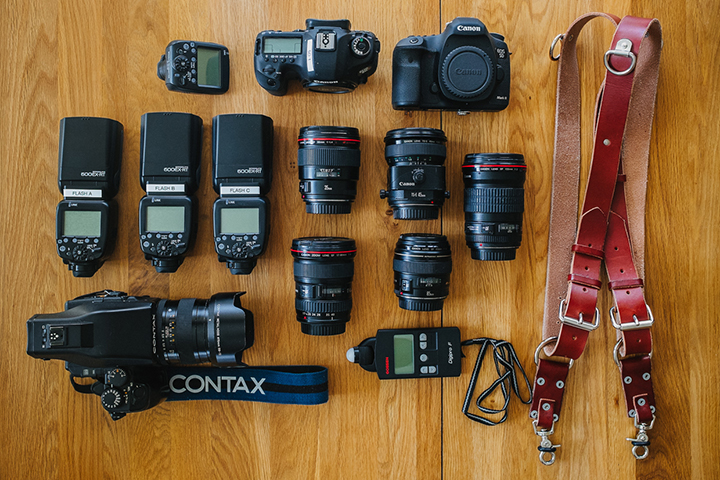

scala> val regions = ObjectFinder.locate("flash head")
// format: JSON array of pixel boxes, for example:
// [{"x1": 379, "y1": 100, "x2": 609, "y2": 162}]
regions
[{"x1": 140, "y1": 112, "x2": 203, "y2": 195}]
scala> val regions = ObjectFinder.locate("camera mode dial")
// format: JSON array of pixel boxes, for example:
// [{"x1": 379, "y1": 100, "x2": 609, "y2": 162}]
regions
[
  {"x1": 351, "y1": 36, "x2": 371, "y2": 57},
  {"x1": 440, "y1": 46, "x2": 494, "y2": 99},
  {"x1": 101, "y1": 388, "x2": 124, "y2": 410},
  {"x1": 107, "y1": 368, "x2": 128, "y2": 388}
]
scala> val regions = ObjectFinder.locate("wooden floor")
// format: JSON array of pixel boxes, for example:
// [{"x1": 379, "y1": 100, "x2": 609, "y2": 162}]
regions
[{"x1": 1, "y1": 0, "x2": 718, "y2": 478}]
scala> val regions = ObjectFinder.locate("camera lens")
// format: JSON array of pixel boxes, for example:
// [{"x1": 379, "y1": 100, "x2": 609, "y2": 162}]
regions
[
  {"x1": 380, "y1": 128, "x2": 449, "y2": 220},
  {"x1": 298, "y1": 126, "x2": 361, "y2": 214},
  {"x1": 393, "y1": 234, "x2": 452, "y2": 311},
  {"x1": 292, "y1": 237, "x2": 357, "y2": 335},
  {"x1": 462, "y1": 153, "x2": 526, "y2": 260},
  {"x1": 155, "y1": 293, "x2": 254, "y2": 366}
]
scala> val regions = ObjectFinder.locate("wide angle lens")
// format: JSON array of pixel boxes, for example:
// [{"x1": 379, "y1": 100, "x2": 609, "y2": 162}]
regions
[
  {"x1": 393, "y1": 233, "x2": 452, "y2": 311},
  {"x1": 292, "y1": 237, "x2": 357, "y2": 335},
  {"x1": 297, "y1": 126, "x2": 360, "y2": 214},
  {"x1": 462, "y1": 153, "x2": 526, "y2": 260},
  {"x1": 380, "y1": 128, "x2": 449, "y2": 220},
  {"x1": 155, "y1": 293, "x2": 254, "y2": 366}
]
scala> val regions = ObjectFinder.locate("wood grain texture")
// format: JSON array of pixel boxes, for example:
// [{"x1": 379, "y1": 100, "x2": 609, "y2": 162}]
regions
[{"x1": 0, "y1": 0, "x2": 717, "y2": 479}]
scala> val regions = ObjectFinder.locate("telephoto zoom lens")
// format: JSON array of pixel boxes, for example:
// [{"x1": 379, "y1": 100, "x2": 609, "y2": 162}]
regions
[
  {"x1": 292, "y1": 237, "x2": 357, "y2": 335},
  {"x1": 155, "y1": 293, "x2": 254, "y2": 366},
  {"x1": 298, "y1": 126, "x2": 360, "y2": 214},
  {"x1": 380, "y1": 128, "x2": 449, "y2": 220},
  {"x1": 462, "y1": 153, "x2": 527, "y2": 260},
  {"x1": 393, "y1": 234, "x2": 452, "y2": 311}
]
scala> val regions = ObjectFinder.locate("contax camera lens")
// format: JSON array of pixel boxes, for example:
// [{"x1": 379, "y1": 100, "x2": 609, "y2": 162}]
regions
[
  {"x1": 380, "y1": 128, "x2": 449, "y2": 220},
  {"x1": 393, "y1": 234, "x2": 452, "y2": 311},
  {"x1": 155, "y1": 293, "x2": 254, "y2": 366},
  {"x1": 292, "y1": 237, "x2": 357, "y2": 335},
  {"x1": 298, "y1": 126, "x2": 361, "y2": 214},
  {"x1": 462, "y1": 153, "x2": 526, "y2": 261}
]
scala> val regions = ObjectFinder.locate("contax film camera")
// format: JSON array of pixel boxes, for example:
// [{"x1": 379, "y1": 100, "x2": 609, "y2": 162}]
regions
[
  {"x1": 56, "y1": 117, "x2": 123, "y2": 277},
  {"x1": 139, "y1": 112, "x2": 202, "y2": 273},
  {"x1": 212, "y1": 114, "x2": 273, "y2": 274},
  {"x1": 392, "y1": 17, "x2": 510, "y2": 112},
  {"x1": 255, "y1": 19, "x2": 380, "y2": 95},
  {"x1": 26, "y1": 290, "x2": 254, "y2": 420}
]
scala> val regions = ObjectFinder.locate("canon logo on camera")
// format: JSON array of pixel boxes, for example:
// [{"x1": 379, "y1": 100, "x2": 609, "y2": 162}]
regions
[
  {"x1": 80, "y1": 170, "x2": 106, "y2": 177},
  {"x1": 455, "y1": 68, "x2": 484, "y2": 76},
  {"x1": 163, "y1": 166, "x2": 189, "y2": 173},
  {"x1": 457, "y1": 25, "x2": 483, "y2": 32}
]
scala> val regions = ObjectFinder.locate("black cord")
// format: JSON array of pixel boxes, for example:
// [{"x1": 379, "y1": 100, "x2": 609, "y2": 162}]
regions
[{"x1": 460, "y1": 338, "x2": 532, "y2": 426}]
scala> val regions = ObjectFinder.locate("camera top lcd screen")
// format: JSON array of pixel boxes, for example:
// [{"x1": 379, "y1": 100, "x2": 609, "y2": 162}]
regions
[
  {"x1": 263, "y1": 37, "x2": 303, "y2": 54},
  {"x1": 197, "y1": 47, "x2": 222, "y2": 87},
  {"x1": 145, "y1": 206, "x2": 185, "y2": 232},
  {"x1": 63, "y1": 210, "x2": 102, "y2": 237},
  {"x1": 393, "y1": 334, "x2": 415, "y2": 375},
  {"x1": 220, "y1": 208, "x2": 259, "y2": 235}
]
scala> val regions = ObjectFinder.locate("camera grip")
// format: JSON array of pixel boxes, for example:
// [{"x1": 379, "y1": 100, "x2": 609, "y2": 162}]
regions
[
  {"x1": 254, "y1": 69, "x2": 288, "y2": 96},
  {"x1": 392, "y1": 48, "x2": 423, "y2": 108}
]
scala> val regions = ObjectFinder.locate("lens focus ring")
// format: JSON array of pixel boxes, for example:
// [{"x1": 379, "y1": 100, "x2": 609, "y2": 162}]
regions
[
  {"x1": 464, "y1": 188, "x2": 525, "y2": 213},
  {"x1": 294, "y1": 261, "x2": 354, "y2": 279},
  {"x1": 295, "y1": 298, "x2": 353, "y2": 314},
  {"x1": 393, "y1": 258, "x2": 453, "y2": 275},
  {"x1": 298, "y1": 148, "x2": 361, "y2": 167}
]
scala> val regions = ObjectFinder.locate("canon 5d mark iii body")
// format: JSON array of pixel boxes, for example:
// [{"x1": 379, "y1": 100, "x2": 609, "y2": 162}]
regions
[
  {"x1": 392, "y1": 17, "x2": 510, "y2": 112},
  {"x1": 255, "y1": 19, "x2": 380, "y2": 96}
]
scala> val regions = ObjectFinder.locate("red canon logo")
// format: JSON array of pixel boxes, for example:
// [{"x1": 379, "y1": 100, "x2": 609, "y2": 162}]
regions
[{"x1": 385, "y1": 357, "x2": 390, "y2": 375}]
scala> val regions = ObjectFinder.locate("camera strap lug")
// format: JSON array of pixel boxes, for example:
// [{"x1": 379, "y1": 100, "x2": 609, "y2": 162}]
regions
[{"x1": 532, "y1": 12, "x2": 662, "y2": 464}]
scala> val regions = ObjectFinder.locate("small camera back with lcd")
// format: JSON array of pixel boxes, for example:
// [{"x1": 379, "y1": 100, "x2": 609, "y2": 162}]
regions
[
  {"x1": 255, "y1": 19, "x2": 380, "y2": 96},
  {"x1": 392, "y1": 17, "x2": 510, "y2": 112}
]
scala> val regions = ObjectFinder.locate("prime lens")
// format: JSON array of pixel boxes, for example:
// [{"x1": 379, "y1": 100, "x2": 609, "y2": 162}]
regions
[
  {"x1": 292, "y1": 237, "x2": 357, "y2": 335},
  {"x1": 393, "y1": 234, "x2": 452, "y2": 311},
  {"x1": 298, "y1": 126, "x2": 361, "y2": 214},
  {"x1": 380, "y1": 128, "x2": 449, "y2": 220},
  {"x1": 462, "y1": 153, "x2": 526, "y2": 260},
  {"x1": 155, "y1": 293, "x2": 254, "y2": 366}
]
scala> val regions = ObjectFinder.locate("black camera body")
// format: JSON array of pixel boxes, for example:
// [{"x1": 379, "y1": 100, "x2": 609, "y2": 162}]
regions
[
  {"x1": 26, "y1": 290, "x2": 254, "y2": 419},
  {"x1": 392, "y1": 17, "x2": 510, "y2": 112},
  {"x1": 56, "y1": 117, "x2": 123, "y2": 277},
  {"x1": 255, "y1": 19, "x2": 380, "y2": 96}
]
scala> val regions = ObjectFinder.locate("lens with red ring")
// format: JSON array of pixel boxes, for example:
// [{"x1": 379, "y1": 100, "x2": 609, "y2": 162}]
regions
[{"x1": 297, "y1": 126, "x2": 360, "y2": 214}]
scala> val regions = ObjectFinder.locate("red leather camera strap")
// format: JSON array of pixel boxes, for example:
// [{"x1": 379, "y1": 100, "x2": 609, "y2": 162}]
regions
[{"x1": 530, "y1": 13, "x2": 662, "y2": 465}]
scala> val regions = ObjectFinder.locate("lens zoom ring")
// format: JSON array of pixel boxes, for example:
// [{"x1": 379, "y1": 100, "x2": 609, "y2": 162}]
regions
[
  {"x1": 295, "y1": 298, "x2": 353, "y2": 314},
  {"x1": 294, "y1": 261, "x2": 354, "y2": 279},
  {"x1": 464, "y1": 188, "x2": 525, "y2": 213},
  {"x1": 393, "y1": 258, "x2": 452, "y2": 275},
  {"x1": 298, "y1": 148, "x2": 361, "y2": 167}
]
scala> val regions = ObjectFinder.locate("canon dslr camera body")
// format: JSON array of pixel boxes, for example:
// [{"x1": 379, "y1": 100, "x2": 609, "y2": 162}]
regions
[
  {"x1": 255, "y1": 19, "x2": 380, "y2": 96},
  {"x1": 392, "y1": 17, "x2": 510, "y2": 112}
]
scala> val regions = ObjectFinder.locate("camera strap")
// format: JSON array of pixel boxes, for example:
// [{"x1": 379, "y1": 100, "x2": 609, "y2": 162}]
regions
[
  {"x1": 164, "y1": 365, "x2": 329, "y2": 405},
  {"x1": 531, "y1": 13, "x2": 662, "y2": 465}
]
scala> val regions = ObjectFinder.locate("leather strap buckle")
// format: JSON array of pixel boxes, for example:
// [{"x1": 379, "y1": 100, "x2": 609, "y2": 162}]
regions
[
  {"x1": 604, "y1": 38, "x2": 637, "y2": 76},
  {"x1": 610, "y1": 304, "x2": 654, "y2": 331},
  {"x1": 558, "y1": 298, "x2": 600, "y2": 332}
]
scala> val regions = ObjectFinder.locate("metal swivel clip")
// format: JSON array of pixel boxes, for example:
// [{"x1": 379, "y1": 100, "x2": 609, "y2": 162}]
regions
[
  {"x1": 626, "y1": 414, "x2": 654, "y2": 460},
  {"x1": 533, "y1": 421, "x2": 560, "y2": 465}
]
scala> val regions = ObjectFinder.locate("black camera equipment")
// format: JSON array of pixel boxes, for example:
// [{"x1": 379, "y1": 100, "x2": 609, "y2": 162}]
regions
[
  {"x1": 139, "y1": 112, "x2": 202, "y2": 273},
  {"x1": 157, "y1": 40, "x2": 229, "y2": 94},
  {"x1": 297, "y1": 126, "x2": 360, "y2": 214},
  {"x1": 212, "y1": 114, "x2": 273, "y2": 274},
  {"x1": 254, "y1": 19, "x2": 380, "y2": 96},
  {"x1": 292, "y1": 237, "x2": 356, "y2": 336},
  {"x1": 462, "y1": 153, "x2": 526, "y2": 260},
  {"x1": 380, "y1": 128, "x2": 449, "y2": 219},
  {"x1": 393, "y1": 234, "x2": 452, "y2": 311},
  {"x1": 392, "y1": 17, "x2": 510, "y2": 113},
  {"x1": 27, "y1": 290, "x2": 330, "y2": 420},
  {"x1": 347, "y1": 327, "x2": 462, "y2": 379},
  {"x1": 56, "y1": 117, "x2": 123, "y2": 277}
]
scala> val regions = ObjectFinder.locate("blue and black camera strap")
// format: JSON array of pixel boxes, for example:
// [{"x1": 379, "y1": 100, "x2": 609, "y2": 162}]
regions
[{"x1": 165, "y1": 365, "x2": 329, "y2": 405}]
